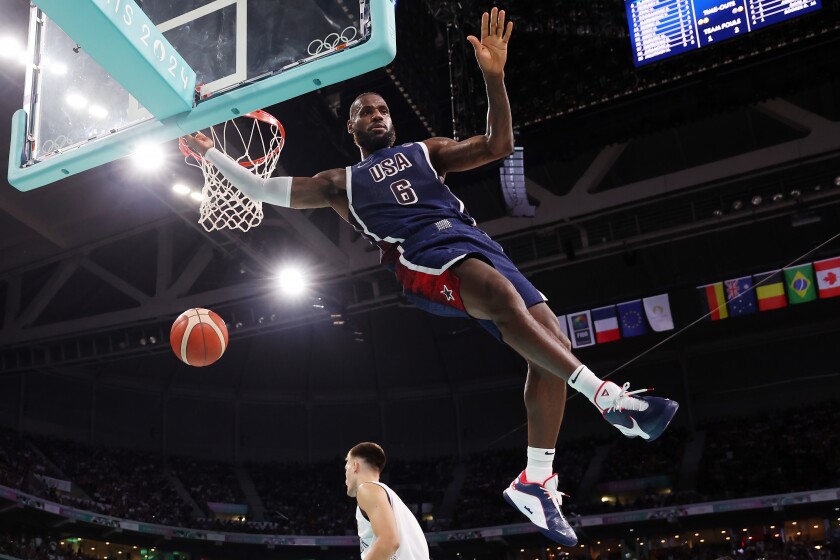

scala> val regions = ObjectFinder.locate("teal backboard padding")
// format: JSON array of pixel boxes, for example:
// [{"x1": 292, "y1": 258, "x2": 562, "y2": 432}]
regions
[
  {"x1": 8, "y1": 0, "x2": 397, "y2": 192},
  {"x1": 33, "y1": 0, "x2": 196, "y2": 120}
]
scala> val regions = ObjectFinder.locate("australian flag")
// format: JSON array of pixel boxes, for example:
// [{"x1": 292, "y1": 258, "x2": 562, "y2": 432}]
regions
[{"x1": 724, "y1": 276, "x2": 757, "y2": 316}]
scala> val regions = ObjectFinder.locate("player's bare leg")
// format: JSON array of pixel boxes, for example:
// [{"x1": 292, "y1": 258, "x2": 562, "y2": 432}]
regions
[
  {"x1": 453, "y1": 258, "x2": 678, "y2": 440},
  {"x1": 454, "y1": 257, "x2": 677, "y2": 545},
  {"x1": 454, "y1": 258, "x2": 579, "y2": 377}
]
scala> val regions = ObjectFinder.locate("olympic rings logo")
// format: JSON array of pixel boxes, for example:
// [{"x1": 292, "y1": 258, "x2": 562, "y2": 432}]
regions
[
  {"x1": 40, "y1": 135, "x2": 70, "y2": 155},
  {"x1": 307, "y1": 26, "x2": 358, "y2": 56}
]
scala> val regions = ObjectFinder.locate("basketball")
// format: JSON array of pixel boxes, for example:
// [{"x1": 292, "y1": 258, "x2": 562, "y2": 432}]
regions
[{"x1": 170, "y1": 308, "x2": 229, "y2": 367}]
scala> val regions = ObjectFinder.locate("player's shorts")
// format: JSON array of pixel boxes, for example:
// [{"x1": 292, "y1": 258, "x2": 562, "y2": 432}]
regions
[{"x1": 380, "y1": 220, "x2": 546, "y2": 340}]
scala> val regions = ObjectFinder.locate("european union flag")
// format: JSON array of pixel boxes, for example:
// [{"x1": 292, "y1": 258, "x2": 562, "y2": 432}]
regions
[
  {"x1": 617, "y1": 300, "x2": 648, "y2": 338},
  {"x1": 724, "y1": 276, "x2": 757, "y2": 316}
]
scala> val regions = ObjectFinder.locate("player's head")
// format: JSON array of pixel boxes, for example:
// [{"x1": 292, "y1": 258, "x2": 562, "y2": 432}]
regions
[
  {"x1": 345, "y1": 442, "x2": 386, "y2": 497},
  {"x1": 347, "y1": 92, "x2": 396, "y2": 153}
]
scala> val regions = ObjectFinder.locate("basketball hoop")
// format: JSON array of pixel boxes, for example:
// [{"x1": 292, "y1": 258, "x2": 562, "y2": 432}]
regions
[{"x1": 179, "y1": 109, "x2": 285, "y2": 232}]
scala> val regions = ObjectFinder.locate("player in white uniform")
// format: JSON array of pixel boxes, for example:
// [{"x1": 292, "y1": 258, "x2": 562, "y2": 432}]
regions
[{"x1": 345, "y1": 442, "x2": 430, "y2": 560}]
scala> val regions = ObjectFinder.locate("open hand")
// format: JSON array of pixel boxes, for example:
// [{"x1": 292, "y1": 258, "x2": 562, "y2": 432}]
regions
[
  {"x1": 466, "y1": 7, "x2": 513, "y2": 78},
  {"x1": 181, "y1": 131, "x2": 214, "y2": 156}
]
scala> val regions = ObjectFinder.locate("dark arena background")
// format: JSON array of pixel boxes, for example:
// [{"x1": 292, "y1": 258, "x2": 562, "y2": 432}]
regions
[{"x1": 1, "y1": 0, "x2": 840, "y2": 559}]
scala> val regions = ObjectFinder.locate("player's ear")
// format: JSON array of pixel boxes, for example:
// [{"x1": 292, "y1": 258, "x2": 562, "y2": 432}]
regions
[{"x1": 347, "y1": 119, "x2": 355, "y2": 135}]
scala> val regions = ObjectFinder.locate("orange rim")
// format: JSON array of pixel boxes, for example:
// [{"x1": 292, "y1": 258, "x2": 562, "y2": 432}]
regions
[{"x1": 179, "y1": 109, "x2": 285, "y2": 168}]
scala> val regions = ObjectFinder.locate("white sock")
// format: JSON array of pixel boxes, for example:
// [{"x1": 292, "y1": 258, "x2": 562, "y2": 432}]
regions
[
  {"x1": 525, "y1": 446, "x2": 554, "y2": 483},
  {"x1": 567, "y1": 365, "x2": 619, "y2": 411}
]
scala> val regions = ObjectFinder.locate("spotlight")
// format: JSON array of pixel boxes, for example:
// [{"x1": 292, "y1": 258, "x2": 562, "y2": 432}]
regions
[
  {"x1": 834, "y1": 176, "x2": 840, "y2": 187},
  {"x1": 750, "y1": 195, "x2": 762, "y2": 206},
  {"x1": 148, "y1": 336, "x2": 157, "y2": 345},
  {"x1": 731, "y1": 200, "x2": 743, "y2": 211},
  {"x1": 189, "y1": 191, "x2": 203, "y2": 202},
  {"x1": 234, "y1": 322, "x2": 243, "y2": 329},
  {"x1": 139, "y1": 338, "x2": 147, "y2": 346},
  {"x1": 172, "y1": 183, "x2": 190, "y2": 195},
  {"x1": 712, "y1": 209, "x2": 723, "y2": 218},
  {"x1": 131, "y1": 142, "x2": 165, "y2": 170},
  {"x1": 790, "y1": 189, "x2": 802, "y2": 198},
  {"x1": 277, "y1": 267, "x2": 306, "y2": 296},
  {"x1": 771, "y1": 193, "x2": 784, "y2": 202},
  {"x1": 257, "y1": 316, "x2": 265, "y2": 324},
  {"x1": 333, "y1": 320, "x2": 345, "y2": 326}
]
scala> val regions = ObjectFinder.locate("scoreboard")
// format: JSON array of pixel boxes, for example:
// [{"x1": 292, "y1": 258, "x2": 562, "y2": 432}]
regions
[{"x1": 626, "y1": 0, "x2": 821, "y2": 66}]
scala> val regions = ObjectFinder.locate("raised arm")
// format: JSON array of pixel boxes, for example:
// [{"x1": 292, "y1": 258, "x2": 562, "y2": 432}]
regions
[
  {"x1": 425, "y1": 7, "x2": 514, "y2": 175},
  {"x1": 182, "y1": 132, "x2": 344, "y2": 210}
]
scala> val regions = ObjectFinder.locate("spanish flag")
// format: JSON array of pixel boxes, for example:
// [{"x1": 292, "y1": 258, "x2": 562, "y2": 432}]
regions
[
  {"x1": 697, "y1": 282, "x2": 728, "y2": 320},
  {"x1": 752, "y1": 270, "x2": 787, "y2": 311}
]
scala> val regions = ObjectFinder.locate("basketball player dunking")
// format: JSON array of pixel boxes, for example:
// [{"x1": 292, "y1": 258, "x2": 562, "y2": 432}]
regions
[
  {"x1": 345, "y1": 443, "x2": 429, "y2": 560},
  {"x1": 184, "y1": 7, "x2": 679, "y2": 544}
]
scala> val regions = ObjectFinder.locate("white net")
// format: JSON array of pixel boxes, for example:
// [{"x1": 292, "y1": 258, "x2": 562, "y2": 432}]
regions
[{"x1": 181, "y1": 110, "x2": 285, "y2": 232}]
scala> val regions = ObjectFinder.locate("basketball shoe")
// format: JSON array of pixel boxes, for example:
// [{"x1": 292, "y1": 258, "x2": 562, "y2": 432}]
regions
[
  {"x1": 595, "y1": 382, "x2": 679, "y2": 441},
  {"x1": 503, "y1": 471, "x2": 578, "y2": 546}
]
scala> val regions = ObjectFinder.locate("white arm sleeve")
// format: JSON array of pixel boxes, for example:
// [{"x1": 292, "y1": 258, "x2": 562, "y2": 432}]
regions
[{"x1": 205, "y1": 147, "x2": 292, "y2": 207}]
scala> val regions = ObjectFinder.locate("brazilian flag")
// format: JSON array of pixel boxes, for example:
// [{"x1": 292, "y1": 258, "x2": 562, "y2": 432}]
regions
[{"x1": 783, "y1": 263, "x2": 816, "y2": 304}]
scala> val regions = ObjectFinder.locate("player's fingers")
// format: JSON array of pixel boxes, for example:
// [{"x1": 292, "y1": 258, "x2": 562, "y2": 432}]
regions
[
  {"x1": 497, "y1": 10, "x2": 506, "y2": 37},
  {"x1": 489, "y1": 7, "x2": 497, "y2": 36},
  {"x1": 480, "y1": 11, "x2": 489, "y2": 40},
  {"x1": 502, "y1": 21, "x2": 513, "y2": 43},
  {"x1": 466, "y1": 35, "x2": 482, "y2": 53}
]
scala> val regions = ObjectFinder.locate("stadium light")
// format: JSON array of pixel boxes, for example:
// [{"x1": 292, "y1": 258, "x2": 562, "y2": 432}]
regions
[
  {"x1": 277, "y1": 267, "x2": 306, "y2": 296},
  {"x1": 131, "y1": 143, "x2": 166, "y2": 170}
]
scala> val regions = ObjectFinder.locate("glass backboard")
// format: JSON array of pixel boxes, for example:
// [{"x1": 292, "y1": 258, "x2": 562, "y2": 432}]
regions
[{"x1": 9, "y1": 0, "x2": 396, "y2": 191}]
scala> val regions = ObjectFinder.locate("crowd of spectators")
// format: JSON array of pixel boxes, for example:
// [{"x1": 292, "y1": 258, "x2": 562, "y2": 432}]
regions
[
  {"x1": 29, "y1": 435, "x2": 192, "y2": 527},
  {"x1": 0, "y1": 430, "x2": 53, "y2": 494},
  {"x1": 248, "y1": 459, "x2": 358, "y2": 536},
  {"x1": 0, "y1": 533, "x2": 97, "y2": 560},
  {"x1": 0, "y1": 399, "x2": 838, "y2": 536},
  {"x1": 698, "y1": 400, "x2": 840, "y2": 500},
  {"x1": 168, "y1": 456, "x2": 245, "y2": 513}
]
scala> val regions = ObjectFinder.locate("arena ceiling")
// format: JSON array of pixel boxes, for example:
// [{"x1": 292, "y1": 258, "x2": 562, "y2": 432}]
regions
[{"x1": 1, "y1": 0, "x2": 839, "y2": 408}]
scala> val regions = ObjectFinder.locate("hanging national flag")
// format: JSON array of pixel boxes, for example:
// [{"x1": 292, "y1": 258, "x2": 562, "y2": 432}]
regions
[
  {"x1": 566, "y1": 310, "x2": 595, "y2": 349},
  {"x1": 642, "y1": 294, "x2": 674, "y2": 332},
  {"x1": 783, "y1": 263, "x2": 816, "y2": 304},
  {"x1": 753, "y1": 271, "x2": 787, "y2": 311},
  {"x1": 556, "y1": 314, "x2": 569, "y2": 340},
  {"x1": 724, "y1": 276, "x2": 757, "y2": 317},
  {"x1": 591, "y1": 306, "x2": 621, "y2": 343},
  {"x1": 616, "y1": 300, "x2": 648, "y2": 337},
  {"x1": 813, "y1": 256, "x2": 840, "y2": 299},
  {"x1": 697, "y1": 282, "x2": 728, "y2": 320}
]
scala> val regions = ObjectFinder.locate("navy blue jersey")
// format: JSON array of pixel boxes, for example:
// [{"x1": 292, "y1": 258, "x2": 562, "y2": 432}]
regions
[
  {"x1": 346, "y1": 142, "x2": 546, "y2": 338},
  {"x1": 346, "y1": 142, "x2": 476, "y2": 245}
]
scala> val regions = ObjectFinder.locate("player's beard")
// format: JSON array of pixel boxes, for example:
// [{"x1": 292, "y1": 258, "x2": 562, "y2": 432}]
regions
[{"x1": 355, "y1": 125, "x2": 396, "y2": 153}]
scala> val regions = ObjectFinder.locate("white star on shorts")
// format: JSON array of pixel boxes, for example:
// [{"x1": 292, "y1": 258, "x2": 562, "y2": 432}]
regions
[{"x1": 440, "y1": 285, "x2": 454, "y2": 301}]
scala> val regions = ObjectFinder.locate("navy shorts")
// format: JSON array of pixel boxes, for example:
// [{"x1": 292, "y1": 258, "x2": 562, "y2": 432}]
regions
[{"x1": 381, "y1": 221, "x2": 546, "y2": 340}]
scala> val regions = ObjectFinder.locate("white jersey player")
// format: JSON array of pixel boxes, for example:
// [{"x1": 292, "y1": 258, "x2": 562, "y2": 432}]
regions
[{"x1": 345, "y1": 442, "x2": 429, "y2": 560}]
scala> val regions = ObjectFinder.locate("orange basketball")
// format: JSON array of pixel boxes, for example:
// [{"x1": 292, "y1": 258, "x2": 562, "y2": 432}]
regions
[{"x1": 170, "y1": 308, "x2": 229, "y2": 367}]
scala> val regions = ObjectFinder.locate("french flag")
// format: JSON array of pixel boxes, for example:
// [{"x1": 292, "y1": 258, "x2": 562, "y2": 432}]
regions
[{"x1": 592, "y1": 305, "x2": 621, "y2": 344}]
